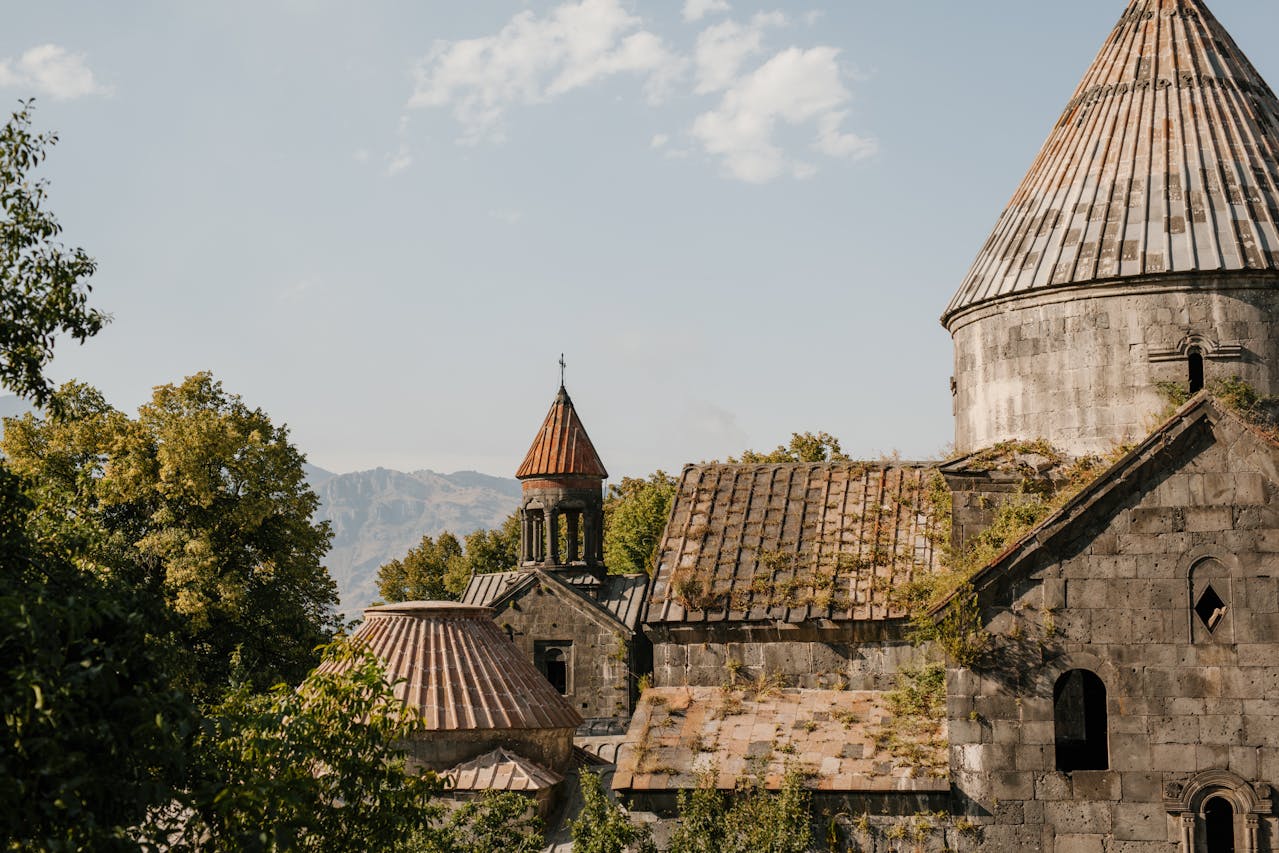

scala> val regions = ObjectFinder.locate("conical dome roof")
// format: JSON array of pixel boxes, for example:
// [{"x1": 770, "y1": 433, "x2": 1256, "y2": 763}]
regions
[
  {"x1": 944, "y1": 0, "x2": 1279, "y2": 326},
  {"x1": 516, "y1": 386, "x2": 608, "y2": 480},
  {"x1": 325, "y1": 602, "x2": 583, "y2": 731}
]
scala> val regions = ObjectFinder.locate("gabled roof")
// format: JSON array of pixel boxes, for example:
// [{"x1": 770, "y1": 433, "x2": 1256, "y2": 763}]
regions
[
  {"x1": 944, "y1": 0, "x2": 1279, "y2": 326},
  {"x1": 646, "y1": 462, "x2": 947, "y2": 627},
  {"x1": 324, "y1": 602, "x2": 583, "y2": 731},
  {"x1": 516, "y1": 386, "x2": 608, "y2": 480},
  {"x1": 613, "y1": 687, "x2": 949, "y2": 794},
  {"x1": 461, "y1": 567, "x2": 649, "y2": 633},
  {"x1": 932, "y1": 393, "x2": 1278, "y2": 613},
  {"x1": 443, "y1": 748, "x2": 563, "y2": 792}
]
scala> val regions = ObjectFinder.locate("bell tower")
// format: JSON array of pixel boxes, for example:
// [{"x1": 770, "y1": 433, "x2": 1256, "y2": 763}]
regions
[{"x1": 515, "y1": 378, "x2": 608, "y2": 576}]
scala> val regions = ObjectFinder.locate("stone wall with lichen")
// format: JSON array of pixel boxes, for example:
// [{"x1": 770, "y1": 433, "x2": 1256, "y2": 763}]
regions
[
  {"x1": 946, "y1": 414, "x2": 1279, "y2": 850},
  {"x1": 949, "y1": 280, "x2": 1279, "y2": 458}
]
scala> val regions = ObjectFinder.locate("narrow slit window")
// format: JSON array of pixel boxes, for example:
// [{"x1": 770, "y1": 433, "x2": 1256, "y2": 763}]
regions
[
  {"x1": 1189, "y1": 347, "x2": 1205, "y2": 393},
  {"x1": 1054, "y1": 669, "x2": 1108, "y2": 772}
]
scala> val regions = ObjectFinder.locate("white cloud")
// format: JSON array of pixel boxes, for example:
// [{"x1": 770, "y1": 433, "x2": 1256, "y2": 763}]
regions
[
  {"x1": 690, "y1": 45, "x2": 877, "y2": 183},
  {"x1": 408, "y1": 0, "x2": 684, "y2": 144},
  {"x1": 682, "y1": 0, "x2": 731, "y2": 23},
  {"x1": 693, "y1": 12, "x2": 785, "y2": 94},
  {"x1": 0, "y1": 44, "x2": 109, "y2": 100},
  {"x1": 353, "y1": 148, "x2": 370, "y2": 163},
  {"x1": 385, "y1": 143, "x2": 412, "y2": 175},
  {"x1": 650, "y1": 133, "x2": 668, "y2": 148}
]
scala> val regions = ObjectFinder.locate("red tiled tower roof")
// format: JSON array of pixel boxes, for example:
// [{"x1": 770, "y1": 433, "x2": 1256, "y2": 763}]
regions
[
  {"x1": 944, "y1": 0, "x2": 1279, "y2": 326},
  {"x1": 516, "y1": 386, "x2": 608, "y2": 480}
]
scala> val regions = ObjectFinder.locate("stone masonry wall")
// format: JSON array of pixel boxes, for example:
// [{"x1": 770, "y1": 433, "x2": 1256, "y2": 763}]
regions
[
  {"x1": 650, "y1": 625, "x2": 932, "y2": 691},
  {"x1": 949, "y1": 279, "x2": 1279, "y2": 457},
  {"x1": 492, "y1": 584, "x2": 633, "y2": 724},
  {"x1": 946, "y1": 417, "x2": 1279, "y2": 851}
]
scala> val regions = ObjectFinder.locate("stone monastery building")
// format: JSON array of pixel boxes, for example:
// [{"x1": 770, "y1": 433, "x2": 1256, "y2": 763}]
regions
[{"x1": 424, "y1": 0, "x2": 1279, "y2": 850}]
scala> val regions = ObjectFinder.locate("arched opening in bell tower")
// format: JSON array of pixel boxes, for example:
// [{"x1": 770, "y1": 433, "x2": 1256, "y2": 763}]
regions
[{"x1": 1203, "y1": 796, "x2": 1235, "y2": 852}]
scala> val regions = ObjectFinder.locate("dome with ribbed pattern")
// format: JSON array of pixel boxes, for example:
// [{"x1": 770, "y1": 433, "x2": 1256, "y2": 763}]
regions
[
  {"x1": 944, "y1": 0, "x2": 1279, "y2": 326},
  {"x1": 323, "y1": 601, "x2": 582, "y2": 732}
]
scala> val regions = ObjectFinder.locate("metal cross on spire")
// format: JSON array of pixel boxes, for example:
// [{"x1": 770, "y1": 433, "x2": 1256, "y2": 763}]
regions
[{"x1": 559, "y1": 353, "x2": 566, "y2": 388}]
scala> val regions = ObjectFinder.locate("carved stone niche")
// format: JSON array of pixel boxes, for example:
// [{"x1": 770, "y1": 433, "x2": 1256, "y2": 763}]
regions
[{"x1": 1164, "y1": 769, "x2": 1273, "y2": 853}]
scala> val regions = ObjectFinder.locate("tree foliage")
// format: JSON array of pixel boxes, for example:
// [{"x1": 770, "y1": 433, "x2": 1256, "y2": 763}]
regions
[
  {"x1": 728, "y1": 431, "x2": 850, "y2": 464},
  {"x1": 603, "y1": 472, "x2": 676, "y2": 576},
  {"x1": 0, "y1": 464, "x2": 193, "y2": 852},
  {"x1": 1, "y1": 373, "x2": 340, "y2": 702},
  {"x1": 0, "y1": 101, "x2": 106, "y2": 407},
  {"x1": 571, "y1": 770, "x2": 655, "y2": 853},
  {"x1": 418, "y1": 791, "x2": 545, "y2": 853},
  {"x1": 668, "y1": 771, "x2": 811, "y2": 853},
  {"x1": 377, "y1": 512, "x2": 521, "y2": 604},
  {"x1": 461, "y1": 511, "x2": 521, "y2": 577},
  {"x1": 172, "y1": 640, "x2": 444, "y2": 852},
  {"x1": 376, "y1": 532, "x2": 465, "y2": 603}
]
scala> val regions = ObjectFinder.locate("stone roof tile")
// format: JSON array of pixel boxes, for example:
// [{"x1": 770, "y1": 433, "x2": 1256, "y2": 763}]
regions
[{"x1": 646, "y1": 463, "x2": 946, "y2": 626}]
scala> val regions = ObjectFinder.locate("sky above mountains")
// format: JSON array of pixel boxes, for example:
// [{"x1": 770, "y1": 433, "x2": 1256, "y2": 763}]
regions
[{"x1": 5, "y1": 1, "x2": 1279, "y2": 479}]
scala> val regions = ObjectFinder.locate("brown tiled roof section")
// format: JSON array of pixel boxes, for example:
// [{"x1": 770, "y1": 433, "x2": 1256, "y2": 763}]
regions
[
  {"x1": 516, "y1": 387, "x2": 607, "y2": 479},
  {"x1": 443, "y1": 748, "x2": 564, "y2": 792},
  {"x1": 944, "y1": 0, "x2": 1279, "y2": 325},
  {"x1": 613, "y1": 687, "x2": 949, "y2": 794},
  {"x1": 646, "y1": 463, "x2": 945, "y2": 626},
  {"x1": 323, "y1": 602, "x2": 583, "y2": 731}
]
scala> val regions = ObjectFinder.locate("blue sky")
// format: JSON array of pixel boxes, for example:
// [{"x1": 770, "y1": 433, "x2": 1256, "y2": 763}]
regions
[{"x1": 5, "y1": 1, "x2": 1279, "y2": 479}]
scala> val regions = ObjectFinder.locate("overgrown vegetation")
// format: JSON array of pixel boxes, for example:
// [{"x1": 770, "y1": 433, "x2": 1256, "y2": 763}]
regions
[
  {"x1": 571, "y1": 771, "x2": 655, "y2": 853},
  {"x1": 668, "y1": 770, "x2": 811, "y2": 853},
  {"x1": 873, "y1": 664, "x2": 948, "y2": 777},
  {"x1": 604, "y1": 472, "x2": 677, "y2": 576}
]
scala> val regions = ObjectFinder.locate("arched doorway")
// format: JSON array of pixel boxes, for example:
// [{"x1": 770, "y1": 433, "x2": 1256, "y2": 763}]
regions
[
  {"x1": 1054, "y1": 669, "x2": 1108, "y2": 771},
  {"x1": 1204, "y1": 797, "x2": 1235, "y2": 853}
]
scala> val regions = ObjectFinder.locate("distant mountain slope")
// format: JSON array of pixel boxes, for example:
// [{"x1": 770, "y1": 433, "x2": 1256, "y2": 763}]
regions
[{"x1": 313, "y1": 468, "x2": 521, "y2": 615}]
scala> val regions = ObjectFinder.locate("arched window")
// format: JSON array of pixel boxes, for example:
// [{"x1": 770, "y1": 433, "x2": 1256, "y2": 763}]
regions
[
  {"x1": 1204, "y1": 797, "x2": 1235, "y2": 853},
  {"x1": 534, "y1": 641, "x2": 571, "y2": 695},
  {"x1": 1054, "y1": 669, "x2": 1108, "y2": 771},
  {"x1": 1189, "y1": 347, "x2": 1205, "y2": 393}
]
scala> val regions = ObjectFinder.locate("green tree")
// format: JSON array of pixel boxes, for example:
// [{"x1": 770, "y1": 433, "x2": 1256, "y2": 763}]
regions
[
  {"x1": 461, "y1": 511, "x2": 521, "y2": 576},
  {"x1": 603, "y1": 472, "x2": 677, "y2": 575},
  {"x1": 729, "y1": 431, "x2": 850, "y2": 463},
  {"x1": 422, "y1": 792, "x2": 545, "y2": 853},
  {"x1": 0, "y1": 101, "x2": 106, "y2": 407},
  {"x1": 376, "y1": 532, "x2": 465, "y2": 603},
  {"x1": 571, "y1": 770, "x2": 655, "y2": 853},
  {"x1": 2, "y1": 374, "x2": 340, "y2": 702},
  {"x1": 0, "y1": 464, "x2": 193, "y2": 852},
  {"x1": 174, "y1": 640, "x2": 444, "y2": 852},
  {"x1": 668, "y1": 770, "x2": 811, "y2": 853}
]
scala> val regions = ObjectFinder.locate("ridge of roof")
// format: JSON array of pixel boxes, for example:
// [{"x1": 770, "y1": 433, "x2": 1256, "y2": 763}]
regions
[
  {"x1": 944, "y1": 0, "x2": 1279, "y2": 326},
  {"x1": 928, "y1": 391, "x2": 1264, "y2": 615},
  {"x1": 516, "y1": 385, "x2": 608, "y2": 480}
]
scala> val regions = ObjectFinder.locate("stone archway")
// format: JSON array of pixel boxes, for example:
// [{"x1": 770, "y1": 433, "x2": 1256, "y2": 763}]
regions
[{"x1": 1164, "y1": 769, "x2": 1273, "y2": 853}]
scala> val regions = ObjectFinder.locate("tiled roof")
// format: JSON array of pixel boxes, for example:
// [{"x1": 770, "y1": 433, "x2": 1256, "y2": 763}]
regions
[
  {"x1": 944, "y1": 0, "x2": 1279, "y2": 325},
  {"x1": 516, "y1": 386, "x2": 608, "y2": 480},
  {"x1": 325, "y1": 602, "x2": 583, "y2": 731},
  {"x1": 461, "y1": 568, "x2": 649, "y2": 632},
  {"x1": 646, "y1": 463, "x2": 946, "y2": 626},
  {"x1": 443, "y1": 748, "x2": 563, "y2": 792},
  {"x1": 612, "y1": 687, "x2": 949, "y2": 793}
]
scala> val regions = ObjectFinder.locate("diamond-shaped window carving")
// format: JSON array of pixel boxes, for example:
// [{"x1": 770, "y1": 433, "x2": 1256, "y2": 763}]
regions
[{"x1": 1195, "y1": 585, "x2": 1227, "y2": 632}]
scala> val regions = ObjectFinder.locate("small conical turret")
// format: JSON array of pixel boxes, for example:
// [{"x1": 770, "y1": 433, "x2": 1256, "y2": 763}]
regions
[{"x1": 515, "y1": 377, "x2": 607, "y2": 574}]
